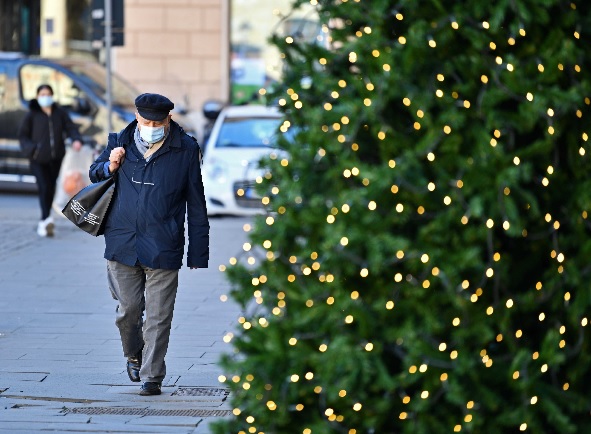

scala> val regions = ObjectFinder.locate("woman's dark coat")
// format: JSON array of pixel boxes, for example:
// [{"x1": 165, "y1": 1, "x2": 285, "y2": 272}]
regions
[
  {"x1": 18, "y1": 99, "x2": 82, "y2": 163},
  {"x1": 89, "y1": 120, "x2": 209, "y2": 270}
]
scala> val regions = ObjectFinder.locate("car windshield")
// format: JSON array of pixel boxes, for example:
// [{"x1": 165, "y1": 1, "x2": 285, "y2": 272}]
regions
[
  {"x1": 67, "y1": 62, "x2": 138, "y2": 108},
  {"x1": 215, "y1": 116, "x2": 283, "y2": 148}
]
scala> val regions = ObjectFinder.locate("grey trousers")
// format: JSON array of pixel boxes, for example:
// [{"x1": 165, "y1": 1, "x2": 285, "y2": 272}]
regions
[{"x1": 107, "y1": 260, "x2": 179, "y2": 383}]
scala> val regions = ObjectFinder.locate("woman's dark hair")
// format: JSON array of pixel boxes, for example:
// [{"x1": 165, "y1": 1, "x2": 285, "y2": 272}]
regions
[{"x1": 36, "y1": 84, "x2": 53, "y2": 95}]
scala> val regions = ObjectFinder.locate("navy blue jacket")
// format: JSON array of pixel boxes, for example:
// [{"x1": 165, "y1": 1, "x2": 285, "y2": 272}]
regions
[{"x1": 89, "y1": 120, "x2": 209, "y2": 269}]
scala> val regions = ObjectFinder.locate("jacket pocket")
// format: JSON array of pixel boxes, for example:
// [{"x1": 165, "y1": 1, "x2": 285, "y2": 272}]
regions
[
  {"x1": 149, "y1": 218, "x2": 182, "y2": 249},
  {"x1": 19, "y1": 140, "x2": 37, "y2": 159},
  {"x1": 32, "y1": 142, "x2": 52, "y2": 164}
]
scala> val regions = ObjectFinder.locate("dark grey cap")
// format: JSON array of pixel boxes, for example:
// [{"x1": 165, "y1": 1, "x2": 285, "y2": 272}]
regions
[{"x1": 135, "y1": 93, "x2": 174, "y2": 121}]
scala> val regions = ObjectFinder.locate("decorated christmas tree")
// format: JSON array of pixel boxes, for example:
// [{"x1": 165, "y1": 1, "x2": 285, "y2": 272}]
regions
[{"x1": 213, "y1": 1, "x2": 591, "y2": 432}]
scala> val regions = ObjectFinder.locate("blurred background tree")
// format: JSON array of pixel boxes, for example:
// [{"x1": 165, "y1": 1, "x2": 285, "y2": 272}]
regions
[{"x1": 213, "y1": 1, "x2": 591, "y2": 433}]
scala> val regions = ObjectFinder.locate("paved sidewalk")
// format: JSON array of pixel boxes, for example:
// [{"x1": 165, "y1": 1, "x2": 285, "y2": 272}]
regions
[{"x1": 0, "y1": 193, "x2": 247, "y2": 433}]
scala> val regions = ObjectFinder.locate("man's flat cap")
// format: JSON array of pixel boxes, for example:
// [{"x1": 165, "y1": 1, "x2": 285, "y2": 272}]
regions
[{"x1": 135, "y1": 93, "x2": 174, "y2": 121}]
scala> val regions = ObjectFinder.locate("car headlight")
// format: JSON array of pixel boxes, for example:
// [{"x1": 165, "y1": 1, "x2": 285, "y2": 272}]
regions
[{"x1": 205, "y1": 158, "x2": 229, "y2": 183}]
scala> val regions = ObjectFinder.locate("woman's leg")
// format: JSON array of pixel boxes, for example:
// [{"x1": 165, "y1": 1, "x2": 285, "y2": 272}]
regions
[
  {"x1": 46, "y1": 158, "x2": 63, "y2": 213},
  {"x1": 29, "y1": 161, "x2": 52, "y2": 220}
]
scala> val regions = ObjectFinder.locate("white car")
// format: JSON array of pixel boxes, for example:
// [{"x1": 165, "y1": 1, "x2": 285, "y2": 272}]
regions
[{"x1": 201, "y1": 105, "x2": 284, "y2": 216}]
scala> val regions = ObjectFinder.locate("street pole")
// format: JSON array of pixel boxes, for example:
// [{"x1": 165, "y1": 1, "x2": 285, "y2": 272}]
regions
[{"x1": 105, "y1": 0, "x2": 113, "y2": 133}]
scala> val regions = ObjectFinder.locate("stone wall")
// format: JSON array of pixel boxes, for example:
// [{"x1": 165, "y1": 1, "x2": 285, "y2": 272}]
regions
[{"x1": 113, "y1": 0, "x2": 228, "y2": 134}]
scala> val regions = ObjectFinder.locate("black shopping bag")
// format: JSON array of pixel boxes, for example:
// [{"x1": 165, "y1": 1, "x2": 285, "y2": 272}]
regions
[{"x1": 61, "y1": 176, "x2": 116, "y2": 236}]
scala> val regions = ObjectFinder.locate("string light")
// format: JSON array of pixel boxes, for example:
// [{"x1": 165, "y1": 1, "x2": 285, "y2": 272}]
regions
[{"x1": 218, "y1": 5, "x2": 590, "y2": 433}]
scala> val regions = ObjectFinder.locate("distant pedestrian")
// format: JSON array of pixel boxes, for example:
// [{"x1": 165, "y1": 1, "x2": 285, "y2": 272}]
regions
[
  {"x1": 89, "y1": 93, "x2": 209, "y2": 396},
  {"x1": 18, "y1": 84, "x2": 83, "y2": 237}
]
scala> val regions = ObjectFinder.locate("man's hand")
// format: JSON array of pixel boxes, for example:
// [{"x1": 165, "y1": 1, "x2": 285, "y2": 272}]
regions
[
  {"x1": 109, "y1": 147, "x2": 126, "y2": 173},
  {"x1": 72, "y1": 140, "x2": 82, "y2": 151}
]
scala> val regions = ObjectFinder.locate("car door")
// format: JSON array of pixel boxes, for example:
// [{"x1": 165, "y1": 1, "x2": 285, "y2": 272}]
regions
[{"x1": 0, "y1": 60, "x2": 36, "y2": 184}]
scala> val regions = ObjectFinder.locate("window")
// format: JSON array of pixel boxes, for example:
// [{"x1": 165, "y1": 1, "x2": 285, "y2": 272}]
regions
[
  {"x1": 0, "y1": 0, "x2": 41, "y2": 54},
  {"x1": 230, "y1": 1, "x2": 321, "y2": 104},
  {"x1": 20, "y1": 64, "x2": 79, "y2": 108},
  {"x1": 66, "y1": 62, "x2": 137, "y2": 108},
  {"x1": 216, "y1": 117, "x2": 282, "y2": 148}
]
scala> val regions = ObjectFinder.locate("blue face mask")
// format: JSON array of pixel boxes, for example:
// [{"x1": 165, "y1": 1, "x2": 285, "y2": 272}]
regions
[
  {"x1": 38, "y1": 95, "x2": 53, "y2": 107},
  {"x1": 140, "y1": 125, "x2": 165, "y2": 144}
]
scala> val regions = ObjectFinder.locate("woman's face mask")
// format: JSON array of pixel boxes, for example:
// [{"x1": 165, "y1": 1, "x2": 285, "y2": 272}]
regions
[
  {"x1": 37, "y1": 95, "x2": 53, "y2": 107},
  {"x1": 140, "y1": 125, "x2": 165, "y2": 144}
]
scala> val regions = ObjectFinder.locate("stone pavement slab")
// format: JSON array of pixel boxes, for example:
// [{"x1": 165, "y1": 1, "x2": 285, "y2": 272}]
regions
[{"x1": 0, "y1": 193, "x2": 248, "y2": 433}]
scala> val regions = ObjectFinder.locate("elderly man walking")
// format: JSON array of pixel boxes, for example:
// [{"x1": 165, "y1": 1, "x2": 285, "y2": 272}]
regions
[{"x1": 89, "y1": 93, "x2": 209, "y2": 395}]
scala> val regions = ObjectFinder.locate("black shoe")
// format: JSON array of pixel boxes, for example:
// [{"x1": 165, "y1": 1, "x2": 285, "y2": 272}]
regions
[
  {"x1": 139, "y1": 382, "x2": 161, "y2": 396},
  {"x1": 126, "y1": 356, "x2": 141, "y2": 383}
]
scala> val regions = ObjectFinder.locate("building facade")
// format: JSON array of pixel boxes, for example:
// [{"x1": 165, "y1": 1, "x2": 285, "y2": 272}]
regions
[
  {"x1": 113, "y1": 0, "x2": 229, "y2": 121},
  {"x1": 0, "y1": 0, "x2": 318, "y2": 134}
]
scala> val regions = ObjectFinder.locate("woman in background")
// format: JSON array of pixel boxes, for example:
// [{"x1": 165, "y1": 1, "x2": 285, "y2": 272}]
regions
[{"x1": 18, "y1": 84, "x2": 83, "y2": 237}]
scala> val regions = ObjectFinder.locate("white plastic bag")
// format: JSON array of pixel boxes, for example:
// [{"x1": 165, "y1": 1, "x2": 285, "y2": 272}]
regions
[{"x1": 53, "y1": 146, "x2": 96, "y2": 215}]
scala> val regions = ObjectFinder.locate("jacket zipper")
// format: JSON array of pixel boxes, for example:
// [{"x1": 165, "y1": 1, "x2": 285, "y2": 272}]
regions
[{"x1": 48, "y1": 115, "x2": 55, "y2": 159}]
